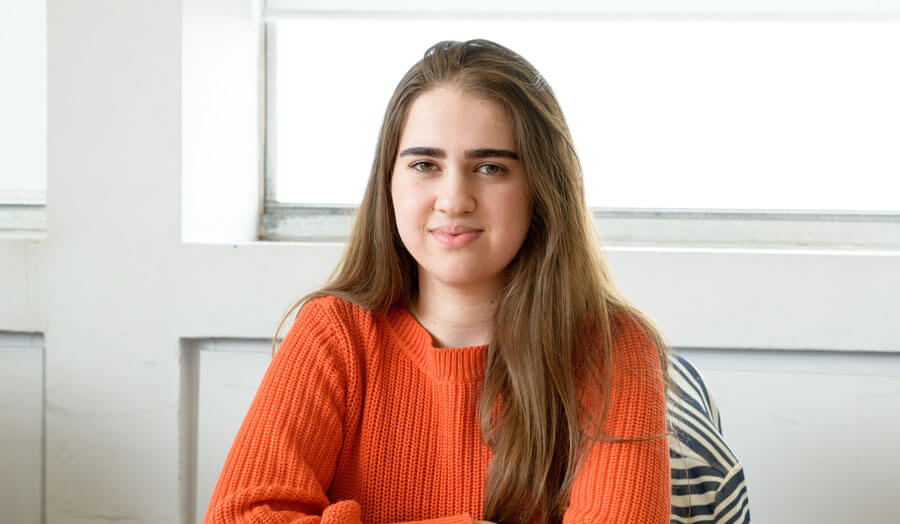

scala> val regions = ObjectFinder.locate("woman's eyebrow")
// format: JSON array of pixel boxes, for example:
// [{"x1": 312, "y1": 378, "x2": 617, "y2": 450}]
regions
[
  {"x1": 466, "y1": 148, "x2": 519, "y2": 160},
  {"x1": 398, "y1": 147, "x2": 445, "y2": 158},
  {"x1": 397, "y1": 147, "x2": 519, "y2": 160}
]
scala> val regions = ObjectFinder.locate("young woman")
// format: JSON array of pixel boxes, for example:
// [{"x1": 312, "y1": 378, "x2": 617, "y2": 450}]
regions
[{"x1": 205, "y1": 39, "x2": 670, "y2": 524}]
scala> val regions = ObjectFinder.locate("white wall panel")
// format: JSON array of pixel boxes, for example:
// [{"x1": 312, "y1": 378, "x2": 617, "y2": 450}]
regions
[
  {"x1": 0, "y1": 333, "x2": 43, "y2": 524},
  {"x1": 185, "y1": 343, "x2": 900, "y2": 524},
  {"x1": 681, "y1": 348, "x2": 900, "y2": 523},
  {"x1": 192, "y1": 341, "x2": 270, "y2": 524}
]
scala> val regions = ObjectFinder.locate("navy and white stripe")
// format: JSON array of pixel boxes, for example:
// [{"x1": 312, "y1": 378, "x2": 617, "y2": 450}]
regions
[{"x1": 668, "y1": 353, "x2": 751, "y2": 523}]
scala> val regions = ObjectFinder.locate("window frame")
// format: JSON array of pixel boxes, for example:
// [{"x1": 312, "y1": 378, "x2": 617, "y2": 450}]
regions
[
  {"x1": 257, "y1": 3, "x2": 900, "y2": 249},
  {"x1": 0, "y1": 193, "x2": 46, "y2": 239}
]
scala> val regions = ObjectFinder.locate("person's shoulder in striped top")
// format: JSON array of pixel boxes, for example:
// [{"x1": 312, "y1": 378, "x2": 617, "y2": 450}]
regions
[{"x1": 667, "y1": 353, "x2": 751, "y2": 523}]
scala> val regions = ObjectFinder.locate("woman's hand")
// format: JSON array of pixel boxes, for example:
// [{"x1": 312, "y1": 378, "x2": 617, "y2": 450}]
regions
[{"x1": 475, "y1": 521, "x2": 497, "y2": 524}]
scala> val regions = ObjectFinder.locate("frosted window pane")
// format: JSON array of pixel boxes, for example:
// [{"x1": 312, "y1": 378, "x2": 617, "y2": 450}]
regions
[
  {"x1": 0, "y1": 1, "x2": 46, "y2": 200},
  {"x1": 274, "y1": 19, "x2": 900, "y2": 211}
]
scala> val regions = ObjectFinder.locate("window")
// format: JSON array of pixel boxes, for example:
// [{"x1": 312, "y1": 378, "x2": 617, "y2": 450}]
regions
[
  {"x1": 0, "y1": 0, "x2": 46, "y2": 237},
  {"x1": 258, "y1": 1, "x2": 900, "y2": 248}
]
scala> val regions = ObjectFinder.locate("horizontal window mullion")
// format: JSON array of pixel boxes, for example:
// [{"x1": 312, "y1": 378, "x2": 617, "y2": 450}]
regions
[{"x1": 264, "y1": 0, "x2": 900, "y2": 18}]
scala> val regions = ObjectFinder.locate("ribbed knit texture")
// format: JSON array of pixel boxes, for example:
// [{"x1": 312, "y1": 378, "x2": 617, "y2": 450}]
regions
[{"x1": 204, "y1": 295, "x2": 669, "y2": 524}]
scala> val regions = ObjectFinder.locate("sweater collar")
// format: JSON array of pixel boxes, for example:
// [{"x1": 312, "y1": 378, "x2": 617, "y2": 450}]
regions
[{"x1": 386, "y1": 305, "x2": 488, "y2": 383}]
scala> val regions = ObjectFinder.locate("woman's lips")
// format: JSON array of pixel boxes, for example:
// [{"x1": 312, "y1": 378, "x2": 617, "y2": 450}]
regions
[{"x1": 431, "y1": 230, "x2": 482, "y2": 248}]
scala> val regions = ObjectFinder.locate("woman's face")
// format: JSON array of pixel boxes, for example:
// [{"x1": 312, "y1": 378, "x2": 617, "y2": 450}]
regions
[{"x1": 391, "y1": 87, "x2": 532, "y2": 298}]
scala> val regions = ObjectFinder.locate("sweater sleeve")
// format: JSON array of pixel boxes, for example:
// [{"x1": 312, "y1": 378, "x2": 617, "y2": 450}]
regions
[
  {"x1": 563, "y1": 319, "x2": 671, "y2": 524},
  {"x1": 203, "y1": 299, "x2": 475, "y2": 524}
]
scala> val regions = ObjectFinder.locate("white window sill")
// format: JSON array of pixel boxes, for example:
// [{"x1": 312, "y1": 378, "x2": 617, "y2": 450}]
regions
[{"x1": 9, "y1": 200, "x2": 898, "y2": 253}]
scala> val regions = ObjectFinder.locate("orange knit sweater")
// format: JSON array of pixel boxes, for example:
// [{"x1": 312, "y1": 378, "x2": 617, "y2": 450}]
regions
[{"x1": 204, "y1": 296, "x2": 669, "y2": 524}]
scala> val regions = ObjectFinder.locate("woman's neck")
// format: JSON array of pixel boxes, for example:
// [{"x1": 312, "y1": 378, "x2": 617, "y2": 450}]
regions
[{"x1": 410, "y1": 276, "x2": 500, "y2": 348}]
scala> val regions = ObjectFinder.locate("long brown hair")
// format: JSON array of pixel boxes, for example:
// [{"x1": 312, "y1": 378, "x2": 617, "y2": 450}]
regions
[{"x1": 271, "y1": 39, "x2": 669, "y2": 524}]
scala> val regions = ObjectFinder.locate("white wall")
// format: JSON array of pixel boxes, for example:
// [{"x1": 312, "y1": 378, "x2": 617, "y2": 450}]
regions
[
  {"x1": 0, "y1": 1, "x2": 899, "y2": 523},
  {"x1": 182, "y1": 0, "x2": 261, "y2": 243}
]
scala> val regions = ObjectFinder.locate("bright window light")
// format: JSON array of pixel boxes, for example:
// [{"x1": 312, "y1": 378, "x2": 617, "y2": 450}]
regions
[{"x1": 272, "y1": 19, "x2": 900, "y2": 212}]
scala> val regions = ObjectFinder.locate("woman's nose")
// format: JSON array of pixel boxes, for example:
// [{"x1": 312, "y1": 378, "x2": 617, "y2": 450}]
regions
[{"x1": 434, "y1": 168, "x2": 476, "y2": 215}]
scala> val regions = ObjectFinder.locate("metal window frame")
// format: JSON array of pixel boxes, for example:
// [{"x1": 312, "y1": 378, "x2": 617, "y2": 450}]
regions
[
  {"x1": 0, "y1": 195, "x2": 47, "y2": 239},
  {"x1": 262, "y1": 0, "x2": 900, "y2": 19},
  {"x1": 259, "y1": 201, "x2": 900, "y2": 249}
]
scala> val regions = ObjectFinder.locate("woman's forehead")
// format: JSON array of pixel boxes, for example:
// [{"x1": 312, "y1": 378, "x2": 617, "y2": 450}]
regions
[{"x1": 397, "y1": 87, "x2": 518, "y2": 152}]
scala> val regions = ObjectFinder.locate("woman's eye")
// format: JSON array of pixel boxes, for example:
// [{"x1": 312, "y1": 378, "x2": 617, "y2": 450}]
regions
[
  {"x1": 477, "y1": 164, "x2": 505, "y2": 176},
  {"x1": 411, "y1": 161, "x2": 437, "y2": 172}
]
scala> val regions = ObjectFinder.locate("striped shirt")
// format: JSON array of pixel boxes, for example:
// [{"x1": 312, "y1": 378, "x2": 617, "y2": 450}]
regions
[{"x1": 667, "y1": 353, "x2": 751, "y2": 523}]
